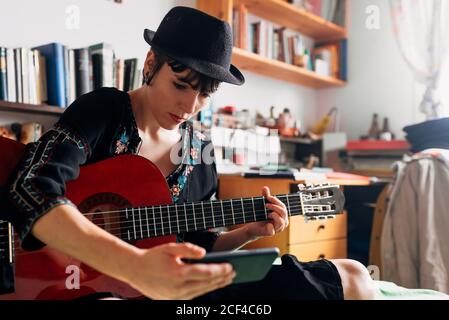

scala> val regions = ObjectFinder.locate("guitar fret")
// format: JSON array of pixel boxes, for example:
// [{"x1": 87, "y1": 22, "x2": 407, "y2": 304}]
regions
[
  {"x1": 262, "y1": 197, "x2": 267, "y2": 220},
  {"x1": 145, "y1": 207, "x2": 150, "y2": 238},
  {"x1": 192, "y1": 203, "x2": 197, "y2": 230},
  {"x1": 220, "y1": 200, "x2": 225, "y2": 226},
  {"x1": 285, "y1": 195, "x2": 291, "y2": 215},
  {"x1": 159, "y1": 206, "x2": 164, "y2": 236},
  {"x1": 125, "y1": 209, "x2": 130, "y2": 241},
  {"x1": 175, "y1": 204, "x2": 180, "y2": 233},
  {"x1": 167, "y1": 205, "x2": 172, "y2": 235},
  {"x1": 152, "y1": 206, "x2": 157, "y2": 236},
  {"x1": 131, "y1": 208, "x2": 137, "y2": 240},
  {"x1": 230, "y1": 199, "x2": 235, "y2": 225},
  {"x1": 184, "y1": 203, "x2": 188, "y2": 232},
  {"x1": 138, "y1": 208, "x2": 143, "y2": 239},
  {"x1": 241, "y1": 198, "x2": 245, "y2": 224},
  {"x1": 251, "y1": 197, "x2": 256, "y2": 222},
  {"x1": 211, "y1": 201, "x2": 216, "y2": 228},
  {"x1": 201, "y1": 202, "x2": 206, "y2": 229}
]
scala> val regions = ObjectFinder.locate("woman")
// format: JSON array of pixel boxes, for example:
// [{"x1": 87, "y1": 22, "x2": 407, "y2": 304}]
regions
[{"x1": 5, "y1": 6, "x2": 375, "y2": 300}]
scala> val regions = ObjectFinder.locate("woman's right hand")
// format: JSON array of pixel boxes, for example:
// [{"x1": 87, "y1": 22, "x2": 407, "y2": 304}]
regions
[{"x1": 125, "y1": 242, "x2": 236, "y2": 300}]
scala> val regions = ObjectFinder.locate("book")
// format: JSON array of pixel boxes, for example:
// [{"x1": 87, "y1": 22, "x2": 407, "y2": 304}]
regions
[
  {"x1": 27, "y1": 50, "x2": 37, "y2": 104},
  {"x1": 339, "y1": 39, "x2": 347, "y2": 80},
  {"x1": 89, "y1": 43, "x2": 115, "y2": 90},
  {"x1": 333, "y1": 0, "x2": 346, "y2": 26},
  {"x1": 20, "y1": 48, "x2": 29, "y2": 104},
  {"x1": 6, "y1": 48, "x2": 16, "y2": 102},
  {"x1": 124, "y1": 58, "x2": 137, "y2": 92},
  {"x1": 32, "y1": 43, "x2": 66, "y2": 107},
  {"x1": 0, "y1": 47, "x2": 7, "y2": 101},
  {"x1": 38, "y1": 54, "x2": 48, "y2": 102},
  {"x1": 74, "y1": 48, "x2": 91, "y2": 98},
  {"x1": 115, "y1": 58, "x2": 125, "y2": 91},
  {"x1": 14, "y1": 48, "x2": 22, "y2": 103}
]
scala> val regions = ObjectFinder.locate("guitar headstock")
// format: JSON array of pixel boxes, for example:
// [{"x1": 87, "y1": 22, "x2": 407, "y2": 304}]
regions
[{"x1": 297, "y1": 184, "x2": 345, "y2": 222}]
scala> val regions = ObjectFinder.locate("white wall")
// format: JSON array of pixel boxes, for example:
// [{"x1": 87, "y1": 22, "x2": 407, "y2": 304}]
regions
[
  {"x1": 0, "y1": 0, "x2": 317, "y2": 132},
  {"x1": 317, "y1": 0, "x2": 449, "y2": 140}
]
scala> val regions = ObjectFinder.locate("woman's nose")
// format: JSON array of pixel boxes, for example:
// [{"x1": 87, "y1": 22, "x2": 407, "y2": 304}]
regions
[{"x1": 181, "y1": 92, "x2": 201, "y2": 114}]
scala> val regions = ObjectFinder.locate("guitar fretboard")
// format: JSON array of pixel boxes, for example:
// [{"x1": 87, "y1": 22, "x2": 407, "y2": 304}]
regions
[{"x1": 117, "y1": 194, "x2": 302, "y2": 241}]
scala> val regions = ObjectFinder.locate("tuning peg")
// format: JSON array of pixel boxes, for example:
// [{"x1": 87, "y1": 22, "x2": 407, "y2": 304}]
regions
[{"x1": 327, "y1": 215, "x2": 336, "y2": 219}]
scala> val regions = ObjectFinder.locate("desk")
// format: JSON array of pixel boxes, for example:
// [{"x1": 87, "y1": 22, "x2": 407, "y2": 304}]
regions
[{"x1": 218, "y1": 173, "x2": 372, "y2": 261}]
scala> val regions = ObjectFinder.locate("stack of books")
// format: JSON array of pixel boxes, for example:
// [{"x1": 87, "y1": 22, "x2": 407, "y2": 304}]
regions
[
  {"x1": 0, "y1": 43, "x2": 142, "y2": 108},
  {"x1": 232, "y1": 5, "x2": 307, "y2": 66},
  {"x1": 343, "y1": 140, "x2": 411, "y2": 176},
  {"x1": 313, "y1": 40, "x2": 347, "y2": 80},
  {"x1": 286, "y1": 0, "x2": 346, "y2": 26}
]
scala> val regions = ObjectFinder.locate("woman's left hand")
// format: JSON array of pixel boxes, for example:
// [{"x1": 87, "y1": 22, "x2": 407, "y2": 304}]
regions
[{"x1": 245, "y1": 186, "x2": 289, "y2": 240}]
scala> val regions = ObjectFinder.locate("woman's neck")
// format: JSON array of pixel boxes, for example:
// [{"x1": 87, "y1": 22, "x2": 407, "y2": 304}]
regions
[{"x1": 128, "y1": 87, "x2": 167, "y2": 140}]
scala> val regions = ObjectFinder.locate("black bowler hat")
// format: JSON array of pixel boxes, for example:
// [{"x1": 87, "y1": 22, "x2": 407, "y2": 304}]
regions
[{"x1": 144, "y1": 6, "x2": 245, "y2": 86}]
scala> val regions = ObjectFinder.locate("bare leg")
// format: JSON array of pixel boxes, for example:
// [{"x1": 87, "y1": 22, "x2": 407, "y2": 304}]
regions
[{"x1": 330, "y1": 259, "x2": 377, "y2": 300}]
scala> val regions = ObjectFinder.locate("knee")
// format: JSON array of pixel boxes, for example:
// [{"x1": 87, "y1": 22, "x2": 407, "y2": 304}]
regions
[{"x1": 331, "y1": 259, "x2": 377, "y2": 300}]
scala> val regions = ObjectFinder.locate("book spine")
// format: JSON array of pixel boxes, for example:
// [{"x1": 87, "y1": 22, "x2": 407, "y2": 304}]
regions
[
  {"x1": 14, "y1": 48, "x2": 22, "y2": 103},
  {"x1": 6, "y1": 48, "x2": 16, "y2": 102},
  {"x1": 33, "y1": 43, "x2": 66, "y2": 107},
  {"x1": 91, "y1": 53, "x2": 103, "y2": 90},
  {"x1": 74, "y1": 48, "x2": 90, "y2": 97},
  {"x1": 27, "y1": 50, "x2": 36, "y2": 104},
  {"x1": 68, "y1": 49, "x2": 76, "y2": 105},
  {"x1": 63, "y1": 45, "x2": 70, "y2": 107},
  {"x1": 21, "y1": 48, "x2": 29, "y2": 104},
  {"x1": 0, "y1": 47, "x2": 7, "y2": 101},
  {"x1": 39, "y1": 55, "x2": 48, "y2": 103}
]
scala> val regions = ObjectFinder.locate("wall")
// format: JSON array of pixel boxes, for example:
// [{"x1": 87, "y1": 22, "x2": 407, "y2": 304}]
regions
[
  {"x1": 317, "y1": 0, "x2": 449, "y2": 140},
  {"x1": 0, "y1": 0, "x2": 317, "y2": 132}
]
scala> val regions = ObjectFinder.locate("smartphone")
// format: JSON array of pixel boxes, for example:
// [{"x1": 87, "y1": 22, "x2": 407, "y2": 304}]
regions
[{"x1": 183, "y1": 247, "x2": 280, "y2": 284}]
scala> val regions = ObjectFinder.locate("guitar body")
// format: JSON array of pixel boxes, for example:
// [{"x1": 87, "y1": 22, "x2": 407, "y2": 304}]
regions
[
  {"x1": 0, "y1": 138, "x2": 345, "y2": 300},
  {"x1": 0, "y1": 138, "x2": 176, "y2": 300}
]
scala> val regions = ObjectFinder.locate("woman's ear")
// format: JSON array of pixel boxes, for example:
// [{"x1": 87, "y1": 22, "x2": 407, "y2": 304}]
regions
[{"x1": 143, "y1": 50, "x2": 155, "y2": 74}]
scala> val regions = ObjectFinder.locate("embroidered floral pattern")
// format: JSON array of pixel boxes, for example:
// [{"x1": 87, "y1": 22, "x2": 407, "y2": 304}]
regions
[{"x1": 114, "y1": 129, "x2": 130, "y2": 155}]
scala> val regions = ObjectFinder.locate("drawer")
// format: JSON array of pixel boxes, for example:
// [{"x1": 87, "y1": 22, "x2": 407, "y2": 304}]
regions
[
  {"x1": 288, "y1": 212, "x2": 347, "y2": 244},
  {"x1": 288, "y1": 239, "x2": 347, "y2": 262}
]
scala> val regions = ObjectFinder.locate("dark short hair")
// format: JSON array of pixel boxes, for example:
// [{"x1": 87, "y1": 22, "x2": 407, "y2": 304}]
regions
[{"x1": 144, "y1": 49, "x2": 221, "y2": 95}]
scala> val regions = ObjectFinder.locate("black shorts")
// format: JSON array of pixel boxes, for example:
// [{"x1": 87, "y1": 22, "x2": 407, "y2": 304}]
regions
[{"x1": 195, "y1": 254, "x2": 344, "y2": 300}]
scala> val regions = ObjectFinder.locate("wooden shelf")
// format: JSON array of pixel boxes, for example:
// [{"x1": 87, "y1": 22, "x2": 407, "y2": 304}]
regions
[
  {"x1": 234, "y1": 0, "x2": 347, "y2": 42},
  {"x1": 0, "y1": 100, "x2": 64, "y2": 116},
  {"x1": 279, "y1": 136, "x2": 315, "y2": 144},
  {"x1": 232, "y1": 47, "x2": 345, "y2": 88}
]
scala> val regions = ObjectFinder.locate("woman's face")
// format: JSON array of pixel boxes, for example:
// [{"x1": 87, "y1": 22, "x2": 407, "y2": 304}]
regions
[{"x1": 146, "y1": 59, "x2": 212, "y2": 130}]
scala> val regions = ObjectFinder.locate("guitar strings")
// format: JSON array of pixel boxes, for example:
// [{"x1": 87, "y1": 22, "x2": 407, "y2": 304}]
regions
[
  {"x1": 0, "y1": 204, "x2": 338, "y2": 256},
  {"x1": 0, "y1": 201, "x2": 336, "y2": 238}
]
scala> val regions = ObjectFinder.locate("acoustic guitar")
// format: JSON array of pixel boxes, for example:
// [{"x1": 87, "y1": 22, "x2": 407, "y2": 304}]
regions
[{"x1": 0, "y1": 137, "x2": 345, "y2": 300}]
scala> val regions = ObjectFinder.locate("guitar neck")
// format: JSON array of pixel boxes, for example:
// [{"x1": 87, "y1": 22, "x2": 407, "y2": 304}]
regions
[{"x1": 117, "y1": 194, "x2": 302, "y2": 242}]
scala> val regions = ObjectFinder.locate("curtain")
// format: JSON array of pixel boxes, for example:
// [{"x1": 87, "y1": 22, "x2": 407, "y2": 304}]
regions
[{"x1": 390, "y1": 0, "x2": 449, "y2": 119}]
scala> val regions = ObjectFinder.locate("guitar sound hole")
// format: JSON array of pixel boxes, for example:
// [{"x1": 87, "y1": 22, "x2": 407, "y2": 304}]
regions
[{"x1": 78, "y1": 192, "x2": 131, "y2": 237}]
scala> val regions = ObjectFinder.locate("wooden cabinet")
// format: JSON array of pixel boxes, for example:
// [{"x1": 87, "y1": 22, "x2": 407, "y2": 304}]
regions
[{"x1": 218, "y1": 174, "x2": 347, "y2": 261}]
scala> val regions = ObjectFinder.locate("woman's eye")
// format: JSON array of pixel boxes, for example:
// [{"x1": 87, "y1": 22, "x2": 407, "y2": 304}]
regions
[{"x1": 174, "y1": 82, "x2": 187, "y2": 90}]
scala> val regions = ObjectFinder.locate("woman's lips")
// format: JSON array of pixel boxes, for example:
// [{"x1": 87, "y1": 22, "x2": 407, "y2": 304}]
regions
[{"x1": 169, "y1": 113, "x2": 186, "y2": 123}]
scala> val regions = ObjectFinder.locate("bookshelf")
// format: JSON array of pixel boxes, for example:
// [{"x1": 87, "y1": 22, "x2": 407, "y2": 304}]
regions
[
  {"x1": 197, "y1": 0, "x2": 348, "y2": 88},
  {"x1": 233, "y1": 47, "x2": 345, "y2": 88},
  {"x1": 0, "y1": 100, "x2": 63, "y2": 116}
]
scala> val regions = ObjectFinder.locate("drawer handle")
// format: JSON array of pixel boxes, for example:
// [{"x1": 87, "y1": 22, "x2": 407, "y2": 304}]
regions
[
  {"x1": 319, "y1": 254, "x2": 326, "y2": 259},
  {"x1": 317, "y1": 225, "x2": 326, "y2": 232}
]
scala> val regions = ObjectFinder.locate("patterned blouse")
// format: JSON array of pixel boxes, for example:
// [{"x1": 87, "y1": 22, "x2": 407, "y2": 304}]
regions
[{"x1": 4, "y1": 88, "x2": 220, "y2": 252}]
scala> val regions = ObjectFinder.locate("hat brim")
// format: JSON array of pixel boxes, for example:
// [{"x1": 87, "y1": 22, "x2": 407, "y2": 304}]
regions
[{"x1": 144, "y1": 29, "x2": 245, "y2": 86}]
